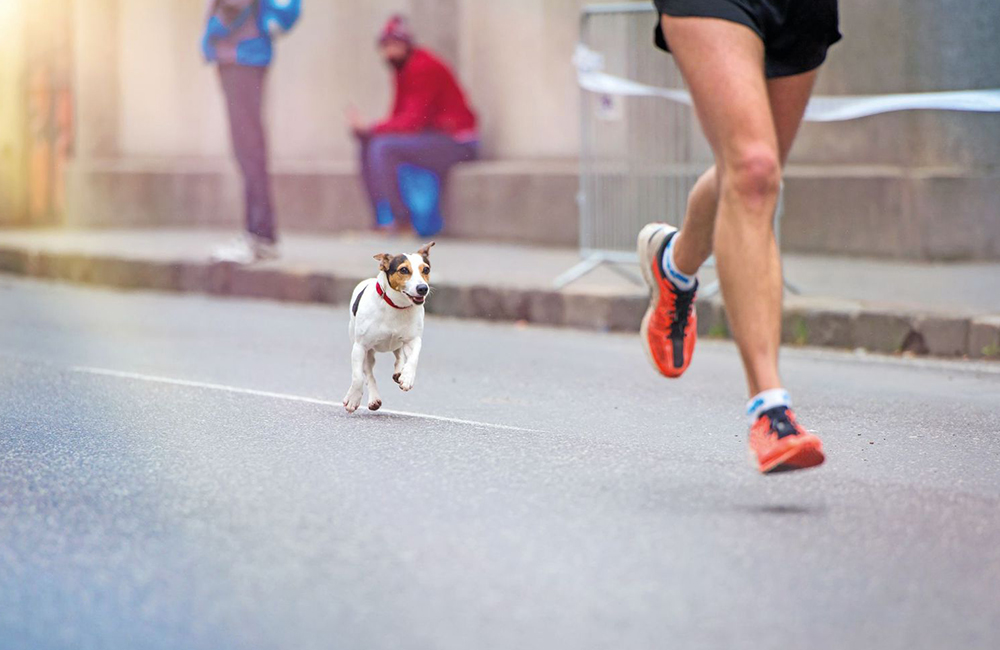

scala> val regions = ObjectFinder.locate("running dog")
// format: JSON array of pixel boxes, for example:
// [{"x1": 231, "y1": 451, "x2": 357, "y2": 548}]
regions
[{"x1": 343, "y1": 242, "x2": 435, "y2": 413}]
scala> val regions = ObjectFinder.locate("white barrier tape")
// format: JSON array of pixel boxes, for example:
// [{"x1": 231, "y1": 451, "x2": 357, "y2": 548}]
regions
[{"x1": 575, "y1": 45, "x2": 1000, "y2": 122}]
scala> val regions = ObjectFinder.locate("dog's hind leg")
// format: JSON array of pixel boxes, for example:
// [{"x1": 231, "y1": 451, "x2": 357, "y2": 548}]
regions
[
  {"x1": 364, "y1": 349, "x2": 382, "y2": 411},
  {"x1": 392, "y1": 348, "x2": 405, "y2": 384},
  {"x1": 343, "y1": 343, "x2": 367, "y2": 414}
]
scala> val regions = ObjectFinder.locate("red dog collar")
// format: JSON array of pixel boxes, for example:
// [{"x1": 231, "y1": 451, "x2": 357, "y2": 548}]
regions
[{"x1": 376, "y1": 282, "x2": 410, "y2": 310}]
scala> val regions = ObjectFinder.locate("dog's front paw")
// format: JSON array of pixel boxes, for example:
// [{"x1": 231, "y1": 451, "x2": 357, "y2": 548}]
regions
[
  {"x1": 367, "y1": 397, "x2": 382, "y2": 411},
  {"x1": 343, "y1": 391, "x2": 363, "y2": 414},
  {"x1": 392, "y1": 372, "x2": 402, "y2": 384},
  {"x1": 398, "y1": 371, "x2": 415, "y2": 392}
]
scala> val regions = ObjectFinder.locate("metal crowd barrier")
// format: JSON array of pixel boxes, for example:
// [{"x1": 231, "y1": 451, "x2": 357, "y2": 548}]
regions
[
  {"x1": 557, "y1": 2, "x2": 1000, "y2": 291},
  {"x1": 556, "y1": 2, "x2": 712, "y2": 290}
]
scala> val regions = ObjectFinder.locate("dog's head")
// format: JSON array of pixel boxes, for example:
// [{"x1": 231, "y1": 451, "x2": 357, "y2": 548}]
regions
[{"x1": 374, "y1": 242, "x2": 435, "y2": 306}]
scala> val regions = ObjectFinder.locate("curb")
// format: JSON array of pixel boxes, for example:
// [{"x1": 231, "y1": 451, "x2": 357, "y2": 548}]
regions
[{"x1": 1, "y1": 246, "x2": 997, "y2": 361}]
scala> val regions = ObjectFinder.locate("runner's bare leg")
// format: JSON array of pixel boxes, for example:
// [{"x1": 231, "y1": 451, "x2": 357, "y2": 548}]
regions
[
  {"x1": 670, "y1": 166, "x2": 718, "y2": 275},
  {"x1": 670, "y1": 67, "x2": 818, "y2": 280},
  {"x1": 660, "y1": 16, "x2": 812, "y2": 396}
]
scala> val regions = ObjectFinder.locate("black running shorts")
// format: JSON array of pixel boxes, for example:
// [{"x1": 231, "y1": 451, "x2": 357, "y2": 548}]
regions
[{"x1": 653, "y1": 0, "x2": 841, "y2": 78}]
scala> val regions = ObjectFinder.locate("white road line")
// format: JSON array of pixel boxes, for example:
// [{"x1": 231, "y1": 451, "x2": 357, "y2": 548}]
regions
[{"x1": 68, "y1": 365, "x2": 541, "y2": 433}]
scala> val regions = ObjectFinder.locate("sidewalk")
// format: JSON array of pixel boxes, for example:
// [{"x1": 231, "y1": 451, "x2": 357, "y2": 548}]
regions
[{"x1": 1, "y1": 229, "x2": 998, "y2": 359}]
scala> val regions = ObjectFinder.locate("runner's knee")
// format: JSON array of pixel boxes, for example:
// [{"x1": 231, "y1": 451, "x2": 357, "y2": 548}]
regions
[{"x1": 722, "y1": 148, "x2": 781, "y2": 212}]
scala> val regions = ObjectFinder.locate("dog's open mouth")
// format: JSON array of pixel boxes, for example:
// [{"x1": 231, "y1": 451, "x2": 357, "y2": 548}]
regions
[{"x1": 410, "y1": 295, "x2": 426, "y2": 305}]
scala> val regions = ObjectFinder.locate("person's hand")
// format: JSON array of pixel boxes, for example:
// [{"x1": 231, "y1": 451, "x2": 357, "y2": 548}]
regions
[
  {"x1": 346, "y1": 105, "x2": 370, "y2": 139},
  {"x1": 266, "y1": 19, "x2": 285, "y2": 37}
]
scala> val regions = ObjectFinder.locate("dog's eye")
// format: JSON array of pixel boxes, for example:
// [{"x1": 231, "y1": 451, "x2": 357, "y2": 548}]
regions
[
  {"x1": 399, "y1": 268, "x2": 411, "y2": 275},
  {"x1": 421, "y1": 267, "x2": 430, "y2": 275}
]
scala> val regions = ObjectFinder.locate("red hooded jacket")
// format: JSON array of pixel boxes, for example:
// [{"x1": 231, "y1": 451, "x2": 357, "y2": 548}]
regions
[{"x1": 373, "y1": 48, "x2": 478, "y2": 140}]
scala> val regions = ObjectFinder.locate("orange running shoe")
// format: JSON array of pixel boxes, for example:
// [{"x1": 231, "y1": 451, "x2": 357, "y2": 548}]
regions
[
  {"x1": 749, "y1": 406, "x2": 825, "y2": 474},
  {"x1": 637, "y1": 223, "x2": 698, "y2": 378}
]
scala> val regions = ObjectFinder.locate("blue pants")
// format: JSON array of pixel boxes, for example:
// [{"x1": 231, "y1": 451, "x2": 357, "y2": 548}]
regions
[{"x1": 360, "y1": 133, "x2": 478, "y2": 227}]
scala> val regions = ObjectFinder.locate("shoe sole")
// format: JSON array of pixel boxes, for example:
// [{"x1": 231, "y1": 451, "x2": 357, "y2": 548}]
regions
[
  {"x1": 757, "y1": 438, "x2": 826, "y2": 474},
  {"x1": 637, "y1": 223, "x2": 679, "y2": 377}
]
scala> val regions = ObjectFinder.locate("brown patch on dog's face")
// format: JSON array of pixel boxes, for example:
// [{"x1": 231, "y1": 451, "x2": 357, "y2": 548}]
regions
[
  {"x1": 385, "y1": 254, "x2": 412, "y2": 292},
  {"x1": 415, "y1": 242, "x2": 434, "y2": 282},
  {"x1": 415, "y1": 256, "x2": 431, "y2": 282}
]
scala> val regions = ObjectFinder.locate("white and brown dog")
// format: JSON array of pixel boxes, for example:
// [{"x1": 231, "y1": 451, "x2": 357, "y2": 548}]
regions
[{"x1": 343, "y1": 242, "x2": 435, "y2": 414}]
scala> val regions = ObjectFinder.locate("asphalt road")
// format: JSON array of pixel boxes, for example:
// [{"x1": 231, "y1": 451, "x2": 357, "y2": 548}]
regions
[{"x1": 1, "y1": 276, "x2": 999, "y2": 650}]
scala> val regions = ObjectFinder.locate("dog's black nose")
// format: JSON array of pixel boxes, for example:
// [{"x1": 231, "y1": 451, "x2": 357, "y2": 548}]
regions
[{"x1": 416, "y1": 284, "x2": 429, "y2": 296}]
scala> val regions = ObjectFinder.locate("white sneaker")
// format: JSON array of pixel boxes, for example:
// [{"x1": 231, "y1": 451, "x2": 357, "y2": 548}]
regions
[{"x1": 211, "y1": 234, "x2": 279, "y2": 264}]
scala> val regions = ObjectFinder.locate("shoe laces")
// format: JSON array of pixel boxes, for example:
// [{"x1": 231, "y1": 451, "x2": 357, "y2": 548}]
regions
[
  {"x1": 668, "y1": 284, "x2": 696, "y2": 339},
  {"x1": 763, "y1": 406, "x2": 802, "y2": 439}
]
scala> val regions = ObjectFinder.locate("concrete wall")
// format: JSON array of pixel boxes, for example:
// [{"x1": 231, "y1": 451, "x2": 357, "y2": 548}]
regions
[
  {"x1": 84, "y1": 0, "x2": 622, "y2": 163},
  {"x1": 4, "y1": 0, "x2": 998, "y2": 259},
  {"x1": 1, "y1": 0, "x2": 74, "y2": 227},
  {"x1": 62, "y1": 0, "x2": 622, "y2": 248},
  {"x1": 99, "y1": 0, "x2": 992, "y2": 168},
  {"x1": 459, "y1": 0, "x2": 609, "y2": 159},
  {"x1": 110, "y1": 0, "x2": 458, "y2": 162},
  {"x1": 782, "y1": 0, "x2": 1000, "y2": 260},
  {"x1": 0, "y1": 1, "x2": 27, "y2": 226}
]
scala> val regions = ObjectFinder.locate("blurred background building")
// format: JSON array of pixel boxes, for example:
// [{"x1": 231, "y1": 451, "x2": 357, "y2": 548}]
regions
[{"x1": 0, "y1": 0, "x2": 998, "y2": 259}]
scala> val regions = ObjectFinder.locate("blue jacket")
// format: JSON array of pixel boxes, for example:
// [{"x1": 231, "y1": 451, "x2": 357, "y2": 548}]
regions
[{"x1": 202, "y1": 0, "x2": 301, "y2": 67}]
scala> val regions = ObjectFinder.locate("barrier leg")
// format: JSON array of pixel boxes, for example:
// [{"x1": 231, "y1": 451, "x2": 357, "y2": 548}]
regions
[
  {"x1": 606, "y1": 263, "x2": 642, "y2": 285},
  {"x1": 553, "y1": 255, "x2": 606, "y2": 290},
  {"x1": 554, "y1": 253, "x2": 646, "y2": 290}
]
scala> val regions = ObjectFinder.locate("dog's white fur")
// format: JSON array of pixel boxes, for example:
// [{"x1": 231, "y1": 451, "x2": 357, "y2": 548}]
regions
[{"x1": 343, "y1": 244, "x2": 434, "y2": 413}]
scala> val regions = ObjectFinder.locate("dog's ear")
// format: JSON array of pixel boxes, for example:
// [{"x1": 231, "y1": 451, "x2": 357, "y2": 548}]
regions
[
  {"x1": 373, "y1": 253, "x2": 392, "y2": 272},
  {"x1": 417, "y1": 241, "x2": 436, "y2": 259}
]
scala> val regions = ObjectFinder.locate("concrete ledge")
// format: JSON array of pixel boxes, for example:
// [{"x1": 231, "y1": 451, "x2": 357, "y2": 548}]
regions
[
  {"x1": 65, "y1": 158, "x2": 1000, "y2": 260},
  {"x1": 1, "y1": 243, "x2": 996, "y2": 361},
  {"x1": 442, "y1": 162, "x2": 579, "y2": 247},
  {"x1": 969, "y1": 316, "x2": 1000, "y2": 360},
  {"x1": 781, "y1": 168, "x2": 1000, "y2": 261},
  {"x1": 66, "y1": 158, "x2": 580, "y2": 247}
]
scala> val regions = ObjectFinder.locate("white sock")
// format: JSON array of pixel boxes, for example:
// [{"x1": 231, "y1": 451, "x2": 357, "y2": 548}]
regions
[
  {"x1": 746, "y1": 388, "x2": 791, "y2": 425},
  {"x1": 660, "y1": 234, "x2": 697, "y2": 291}
]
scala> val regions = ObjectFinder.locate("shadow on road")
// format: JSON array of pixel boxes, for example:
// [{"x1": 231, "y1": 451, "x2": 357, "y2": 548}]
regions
[{"x1": 737, "y1": 503, "x2": 828, "y2": 517}]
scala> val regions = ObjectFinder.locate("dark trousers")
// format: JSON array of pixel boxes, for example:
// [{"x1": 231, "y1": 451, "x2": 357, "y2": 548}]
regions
[
  {"x1": 218, "y1": 64, "x2": 275, "y2": 242},
  {"x1": 360, "y1": 133, "x2": 478, "y2": 226}
]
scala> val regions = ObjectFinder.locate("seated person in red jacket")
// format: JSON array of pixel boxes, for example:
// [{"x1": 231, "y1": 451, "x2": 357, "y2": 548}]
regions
[{"x1": 348, "y1": 15, "x2": 479, "y2": 231}]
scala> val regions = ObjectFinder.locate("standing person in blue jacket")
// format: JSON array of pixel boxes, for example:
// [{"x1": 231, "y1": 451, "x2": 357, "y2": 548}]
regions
[{"x1": 202, "y1": 0, "x2": 301, "y2": 264}]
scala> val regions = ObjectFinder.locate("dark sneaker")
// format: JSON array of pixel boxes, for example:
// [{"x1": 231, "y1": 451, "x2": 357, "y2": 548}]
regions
[
  {"x1": 749, "y1": 406, "x2": 825, "y2": 474},
  {"x1": 637, "y1": 223, "x2": 698, "y2": 378}
]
